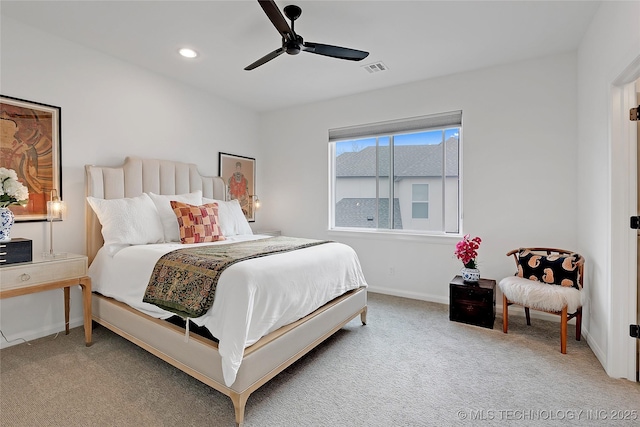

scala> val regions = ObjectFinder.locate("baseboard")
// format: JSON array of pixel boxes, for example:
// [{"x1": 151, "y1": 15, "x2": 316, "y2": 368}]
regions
[
  {"x1": 367, "y1": 285, "x2": 449, "y2": 305},
  {"x1": 586, "y1": 329, "x2": 607, "y2": 371},
  {"x1": 0, "y1": 318, "x2": 84, "y2": 349},
  {"x1": 367, "y1": 285, "x2": 579, "y2": 324}
]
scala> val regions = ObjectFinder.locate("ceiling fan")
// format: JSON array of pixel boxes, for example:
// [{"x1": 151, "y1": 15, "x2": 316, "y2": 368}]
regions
[{"x1": 245, "y1": 0, "x2": 369, "y2": 71}]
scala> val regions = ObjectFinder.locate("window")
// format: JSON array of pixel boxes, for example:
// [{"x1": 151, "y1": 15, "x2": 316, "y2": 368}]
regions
[
  {"x1": 412, "y1": 184, "x2": 429, "y2": 219},
  {"x1": 329, "y1": 111, "x2": 461, "y2": 234}
]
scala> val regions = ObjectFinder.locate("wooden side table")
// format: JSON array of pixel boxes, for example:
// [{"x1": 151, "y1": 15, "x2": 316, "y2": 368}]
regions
[
  {"x1": 449, "y1": 275, "x2": 496, "y2": 329},
  {"x1": 0, "y1": 254, "x2": 92, "y2": 346}
]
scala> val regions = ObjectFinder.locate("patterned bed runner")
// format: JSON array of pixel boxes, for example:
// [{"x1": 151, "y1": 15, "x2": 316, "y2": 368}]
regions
[{"x1": 142, "y1": 236, "x2": 330, "y2": 318}]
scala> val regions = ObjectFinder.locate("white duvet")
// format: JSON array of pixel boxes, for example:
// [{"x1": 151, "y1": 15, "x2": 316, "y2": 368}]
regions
[{"x1": 88, "y1": 234, "x2": 367, "y2": 386}]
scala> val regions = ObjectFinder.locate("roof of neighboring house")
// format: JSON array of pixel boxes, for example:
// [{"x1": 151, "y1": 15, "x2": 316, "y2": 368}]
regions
[
  {"x1": 335, "y1": 198, "x2": 403, "y2": 229},
  {"x1": 336, "y1": 138, "x2": 459, "y2": 178}
]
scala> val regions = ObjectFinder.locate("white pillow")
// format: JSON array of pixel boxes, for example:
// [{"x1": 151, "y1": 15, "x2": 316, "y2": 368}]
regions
[
  {"x1": 203, "y1": 198, "x2": 253, "y2": 237},
  {"x1": 148, "y1": 191, "x2": 203, "y2": 242},
  {"x1": 87, "y1": 193, "x2": 164, "y2": 246}
]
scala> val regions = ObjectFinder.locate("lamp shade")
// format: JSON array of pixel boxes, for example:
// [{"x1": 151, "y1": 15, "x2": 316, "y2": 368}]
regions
[{"x1": 47, "y1": 190, "x2": 66, "y2": 221}]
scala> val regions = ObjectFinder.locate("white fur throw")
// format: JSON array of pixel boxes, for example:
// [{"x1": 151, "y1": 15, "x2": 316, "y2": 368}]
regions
[{"x1": 499, "y1": 276, "x2": 582, "y2": 314}]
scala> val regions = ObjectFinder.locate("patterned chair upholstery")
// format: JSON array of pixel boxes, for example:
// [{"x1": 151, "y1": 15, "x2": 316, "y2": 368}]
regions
[{"x1": 499, "y1": 248, "x2": 585, "y2": 354}]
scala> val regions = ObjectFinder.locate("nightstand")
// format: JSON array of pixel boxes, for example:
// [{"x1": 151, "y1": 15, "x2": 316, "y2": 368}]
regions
[
  {"x1": 0, "y1": 254, "x2": 92, "y2": 346},
  {"x1": 449, "y1": 275, "x2": 496, "y2": 329}
]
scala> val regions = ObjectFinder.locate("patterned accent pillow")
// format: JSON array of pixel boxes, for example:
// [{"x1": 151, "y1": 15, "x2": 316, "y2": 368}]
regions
[
  {"x1": 170, "y1": 201, "x2": 226, "y2": 244},
  {"x1": 516, "y1": 249, "x2": 581, "y2": 290}
]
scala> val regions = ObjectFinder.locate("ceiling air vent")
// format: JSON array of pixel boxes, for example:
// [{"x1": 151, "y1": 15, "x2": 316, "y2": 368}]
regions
[{"x1": 362, "y1": 62, "x2": 388, "y2": 74}]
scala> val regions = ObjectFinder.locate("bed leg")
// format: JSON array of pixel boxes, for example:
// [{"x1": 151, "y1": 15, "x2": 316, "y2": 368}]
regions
[
  {"x1": 360, "y1": 306, "x2": 367, "y2": 325},
  {"x1": 229, "y1": 391, "x2": 248, "y2": 427}
]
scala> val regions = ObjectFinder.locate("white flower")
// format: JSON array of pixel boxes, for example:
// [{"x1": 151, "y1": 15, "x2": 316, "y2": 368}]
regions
[
  {"x1": 0, "y1": 167, "x2": 19, "y2": 182},
  {"x1": 0, "y1": 168, "x2": 29, "y2": 208}
]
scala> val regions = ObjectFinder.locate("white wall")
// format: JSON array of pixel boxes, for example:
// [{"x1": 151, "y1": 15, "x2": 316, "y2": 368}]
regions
[
  {"x1": 258, "y1": 53, "x2": 579, "y2": 303},
  {"x1": 577, "y1": 1, "x2": 640, "y2": 379},
  {"x1": 0, "y1": 18, "x2": 260, "y2": 347}
]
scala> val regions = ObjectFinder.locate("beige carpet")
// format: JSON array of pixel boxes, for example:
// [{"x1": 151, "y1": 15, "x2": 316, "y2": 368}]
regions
[{"x1": 1, "y1": 292, "x2": 639, "y2": 426}]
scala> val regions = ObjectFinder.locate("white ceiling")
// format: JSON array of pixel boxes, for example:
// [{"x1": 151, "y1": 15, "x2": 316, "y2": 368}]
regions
[{"x1": 1, "y1": 1, "x2": 601, "y2": 113}]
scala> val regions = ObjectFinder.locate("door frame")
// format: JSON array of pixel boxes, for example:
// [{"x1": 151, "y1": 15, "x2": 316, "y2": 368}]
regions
[{"x1": 610, "y1": 54, "x2": 640, "y2": 381}]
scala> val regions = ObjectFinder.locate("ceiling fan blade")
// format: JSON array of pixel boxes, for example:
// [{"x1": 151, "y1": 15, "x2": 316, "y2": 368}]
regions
[
  {"x1": 302, "y1": 42, "x2": 369, "y2": 61},
  {"x1": 244, "y1": 47, "x2": 285, "y2": 71},
  {"x1": 258, "y1": 0, "x2": 293, "y2": 41}
]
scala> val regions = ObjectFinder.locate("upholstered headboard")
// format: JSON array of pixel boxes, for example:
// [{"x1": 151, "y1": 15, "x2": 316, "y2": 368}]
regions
[{"x1": 85, "y1": 156, "x2": 226, "y2": 264}]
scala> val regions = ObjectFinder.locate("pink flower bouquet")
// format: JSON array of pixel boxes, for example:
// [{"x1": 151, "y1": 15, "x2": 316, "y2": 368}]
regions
[{"x1": 455, "y1": 234, "x2": 482, "y2": 269}]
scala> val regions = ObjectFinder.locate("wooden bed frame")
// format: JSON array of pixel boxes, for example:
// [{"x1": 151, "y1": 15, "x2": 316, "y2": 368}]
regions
[{"x1": 85, "y1": 157, "x2": 367, "y2": 425}]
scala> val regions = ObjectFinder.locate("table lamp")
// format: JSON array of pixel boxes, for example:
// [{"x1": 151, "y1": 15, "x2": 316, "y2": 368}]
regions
[{"x1": 45, "y1": 189, "x2": 66, "y2": 257}]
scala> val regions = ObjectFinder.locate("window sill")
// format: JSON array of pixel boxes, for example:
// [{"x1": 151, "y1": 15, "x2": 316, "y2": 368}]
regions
[{"x1": 327, "y1": 228, "x2": 462, "y2": 244}]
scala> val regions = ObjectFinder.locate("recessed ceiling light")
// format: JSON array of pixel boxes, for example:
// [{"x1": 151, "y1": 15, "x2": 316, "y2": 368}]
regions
[{"x1": 178, "y1": 48, "x2": 198, "y2": 59}]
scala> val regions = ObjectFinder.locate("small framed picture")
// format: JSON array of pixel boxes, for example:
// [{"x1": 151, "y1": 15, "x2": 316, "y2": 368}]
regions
[
  {"x1": 0, "y1": 95, "x2": 62, "y2": 222},
  {"x1": 218, "y1": 152, "x2": 256, "y2": 222}
]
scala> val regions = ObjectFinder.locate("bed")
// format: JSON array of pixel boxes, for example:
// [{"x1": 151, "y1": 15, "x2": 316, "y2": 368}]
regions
[{"x1": 85, "y1": 156, "x2": 368, "y2": 425}]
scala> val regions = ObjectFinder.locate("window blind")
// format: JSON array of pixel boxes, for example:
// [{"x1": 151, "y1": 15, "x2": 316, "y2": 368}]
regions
[{"x1": 328, "y1": 110, "x2": 462, "y2": 142}]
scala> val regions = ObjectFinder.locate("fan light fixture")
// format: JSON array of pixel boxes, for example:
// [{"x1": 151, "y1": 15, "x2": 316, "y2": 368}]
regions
[
  {"x1": 178, "y1": 48, "x2": 198, "y2": 58},
  {"x1": 244, "y1": 1, "x2": 368, "y2": 70}
]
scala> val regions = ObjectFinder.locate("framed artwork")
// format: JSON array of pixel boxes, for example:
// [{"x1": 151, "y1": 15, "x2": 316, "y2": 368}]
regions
[
  {"x1": 218, "y1": 152, "x2": 256, "y2": 222},
  {"x1": 0, "y1": 95, "x2": 62, "y2": 222}
]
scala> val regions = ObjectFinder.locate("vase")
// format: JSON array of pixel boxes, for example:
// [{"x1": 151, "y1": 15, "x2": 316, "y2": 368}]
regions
[
  {"x1": 461, "y1": 267, "x2": 480, "y2": 283},
  {"x1": 0, "y1": 207, "x2": 15, "y2": 242}
]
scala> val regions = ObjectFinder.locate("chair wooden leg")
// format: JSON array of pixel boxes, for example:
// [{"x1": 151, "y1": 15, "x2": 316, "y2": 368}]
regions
[
  {"x1": 560, "y1": 306, "x2": 568, "y2": 354},
  {"x1": 524, "y1": 307, "x2": 531, "y2": 326},
  {"x1": 575, "y1": 307, "x2": 582, "y2": 341},
  {"x1": 502, "y1": 294, "x2": 509, "y2": 333}
]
